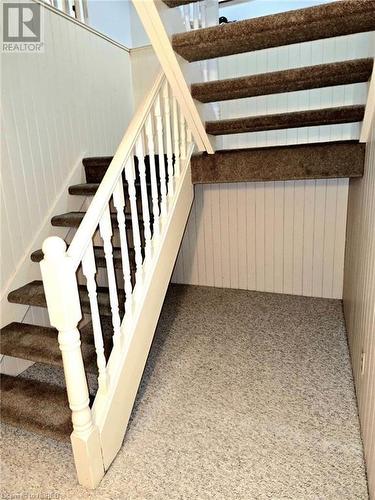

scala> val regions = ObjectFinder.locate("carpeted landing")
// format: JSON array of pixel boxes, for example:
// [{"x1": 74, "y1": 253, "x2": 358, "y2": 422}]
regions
[{"x1": 0, "y1": 285, "x2": 367, "y2": 499}]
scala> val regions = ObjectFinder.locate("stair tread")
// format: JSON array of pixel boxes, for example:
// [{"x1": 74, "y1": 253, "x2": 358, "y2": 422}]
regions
[
  {"x1": 31, "y1": 246, "x2": 136, "y2": 270},
  {"x1": 0, "y1": 322, "x2": 102, "y2": 373},
  {"x1": 192, "y1": 58, "x2": 374, "y2": 103},
  {"x1": 205, "y1": 105, "x2": 365, "y2": 136},
  {"x1": 68, "y1": 181, "x2": 151, "y2": 196},
  {"x1": 172, "y1": 0, "x2": 375, "y2": 62},
  {"x1": 0, "y1": 373, "x2": 72, "y2": 441},
  {"x1": 8, "y1": 280, "x2": 125, "y2": 316},
  {"x1": 191, "y1": 140, "x2": 365, "y2": 184},
  {"x1": 51, "y1": 211, "x2": 134, "y2": 228}
]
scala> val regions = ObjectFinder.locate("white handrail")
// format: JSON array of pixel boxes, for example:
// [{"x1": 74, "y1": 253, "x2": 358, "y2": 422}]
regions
[{"x1": 67, "y1": 72, "x2": 165, "y2": 268}]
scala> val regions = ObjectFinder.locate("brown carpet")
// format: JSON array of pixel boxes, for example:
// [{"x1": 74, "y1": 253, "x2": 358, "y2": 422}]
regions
[
  {"x1": 191, "y1": 141, "x2": 365, "y2": 184},
  {"x1": 191, "y1": 58, "x2": 374, "y2": 103},
  {"x1": 205, "y1": 105, "x2": 365, "y2": 136},
  {"x1": 7, "y1": 280, "x2": 125, "y2": 317},
  {"x1": 0, "y1": 373, "x2": 72, "y2": 441},
  {"x1": 172, "y1": 0, "x2": 375, "y2": 61}
]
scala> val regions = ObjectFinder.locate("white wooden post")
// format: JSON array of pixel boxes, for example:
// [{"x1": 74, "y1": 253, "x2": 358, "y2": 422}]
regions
[
  {"x1": 40, "y1": 236, "x2": 104, "y2": 489},
  {"x1": 154, "y1": 95, "x2": 168, "y2": 217},
  {"x1": 163, "y1": 82, "x2": 174, "y2": 198}
]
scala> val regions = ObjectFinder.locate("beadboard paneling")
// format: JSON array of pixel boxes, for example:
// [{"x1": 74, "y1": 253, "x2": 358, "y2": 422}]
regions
[
  {"x1": 218, "y1": 33, "x2": 372, "y2": 150},
  {"x1": 1, "y1": 1, "x2": 133, "y2": 324},
  {"x1": 172, "y1": 179, "x2": 349, "y2": 299},
  {"x1": 343, "y1": 118, "x2": 375, "y2": 499}
]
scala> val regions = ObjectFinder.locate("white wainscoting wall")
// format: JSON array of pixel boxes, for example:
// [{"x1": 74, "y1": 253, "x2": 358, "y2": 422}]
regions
[
  {"x1": 172, "y1": 179, "x2": 349, "y2": 299},
  {"x1": 1, "y1": 1, "x2": 134, "y2": 336},
  {"x1": 172, "y1": 32, "x2": 372, "y2": 299},
  {"x1": 343, "y1": 118, "x2": 375, "y2": 499}
]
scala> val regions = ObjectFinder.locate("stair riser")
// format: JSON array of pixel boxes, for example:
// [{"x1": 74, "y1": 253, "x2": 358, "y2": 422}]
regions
[{"x1": 191, "y1": 141, "x2": 365, "y2": 184}]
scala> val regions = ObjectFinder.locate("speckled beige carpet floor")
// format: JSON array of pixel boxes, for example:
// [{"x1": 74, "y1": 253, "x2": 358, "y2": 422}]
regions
[{"x1": 0, "y1": 285, "x2": 368, "y2": 499}]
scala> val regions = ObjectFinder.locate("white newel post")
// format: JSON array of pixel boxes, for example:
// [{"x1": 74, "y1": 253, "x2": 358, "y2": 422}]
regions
[{"x1": 40, "y1": 237, "x2": 104, "y2": 489}]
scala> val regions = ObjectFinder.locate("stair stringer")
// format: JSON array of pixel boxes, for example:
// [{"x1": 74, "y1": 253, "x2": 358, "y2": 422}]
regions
[{"x1": 92, "y1": 153, "x2": 194, "y2": 470}]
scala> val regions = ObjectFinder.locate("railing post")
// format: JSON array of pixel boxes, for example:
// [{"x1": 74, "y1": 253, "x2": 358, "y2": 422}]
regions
[{"x1": 40, "y1": 236, "x2": 104, "y2": 489}]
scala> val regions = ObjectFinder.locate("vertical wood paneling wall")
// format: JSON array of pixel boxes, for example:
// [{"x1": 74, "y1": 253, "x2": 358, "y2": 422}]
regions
[
  {"x1": 344, "y1": 118, "x2": 375, "y2": 499},
  {"x1": 172, "y1": 33, "x2": 372, "y2": 299},
  {"x1": 172, "y1": 179, "x2": 349, "y2": 298},
  {"x1": 1, "y1": 2, "x2": 133, "y2": 324}
]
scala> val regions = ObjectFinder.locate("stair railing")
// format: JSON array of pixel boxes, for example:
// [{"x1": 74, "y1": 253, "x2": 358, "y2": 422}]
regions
[{"x1": 40, "y1": 71, "x2": 205, "y2": 488}]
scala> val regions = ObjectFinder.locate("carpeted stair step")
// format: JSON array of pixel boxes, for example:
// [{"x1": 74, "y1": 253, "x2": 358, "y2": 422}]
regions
[
  {"x1": 0, "y1": 323, "x2": 100, "y2": 373},
  {"x1": 68, "y1": 181, "x2": 152, "y2": 197},
  {"x1": 172, "y1": 0, "x2": 375, "y2": 62},
  {"x1": 191, "y1": 58, "x2": 374, "y2": 103},
  {"x1": 83, "y1": 155, "x2": 169, "y2": 183},
  {"x1": 205, "y1": 105, "x2": 365, "y2": 136},
  {"x1": 51, "y1": 211, "x2": 133, "y2": 228},
  {"x1": 31, "y1": 246, "x2": 136, "y2": 271},
  {"x1": 8, "y1": 280, "x2": 125, "y2": 317},
  {"x1": 1, "y1": 374, "x2": 72, "y2": 441},
  {"x1": 83, "y1": 156, "x2": 113, "y2": 183},
  {"x1": 191, "y1": 140, "x2": 365, "y2": 184}
]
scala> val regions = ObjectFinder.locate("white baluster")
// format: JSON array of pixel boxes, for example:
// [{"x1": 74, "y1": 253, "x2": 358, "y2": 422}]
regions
[
  {"x1": 163, "y1": 81, "x2": 174, "y2": 197},
  {"x1": 154, "y1": 95, "x2": 168, "y2": 217},
  {"x1": 125, "y1": 155, "x2": 143, "y2": 282},
  {"x1": 183, "y1": 4, "x2": 191, "y2": 31},
  {"x1": 112, "y1": 176, "x2": 133, "y2": 315},
  {"x1": 193, "y1": 2, "x2": 199, "y2": 30},
  {"x1": 145, "y1": 114, "x2": 161, "y2": 239},
  {"x1": 98, "y1": 206, "x2": 121, "y2": 349},
  {"x1": 135, "y1": 134, "x2": 152, "y2": 260},
  {"x1": 187, "y1": 126, "x2": 192, "y2": 145},
  {"x1": 179, "y1": 104, "x2": 187, "y2": 160},
  {"x1": 172, "y1": 96, "x2": 181, "y2": 178},
  {"x1": 200, "y1": 1, "x2": 207, "y2": 28},
  {"x1": 82, "y1": 242, "x2": 108, "y2": 392},
  {"x1": 40, "y1": 237, "x2": 104, "y2": 488}
]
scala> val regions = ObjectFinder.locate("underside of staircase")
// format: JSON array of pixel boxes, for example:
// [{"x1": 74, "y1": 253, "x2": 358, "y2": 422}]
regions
[{"x1": 1, "y1": 0, "x2": 374, "y2": 488}]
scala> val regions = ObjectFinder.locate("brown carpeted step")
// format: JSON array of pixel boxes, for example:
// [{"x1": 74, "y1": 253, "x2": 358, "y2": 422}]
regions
[
  {"x1": 83, "y1": 155, "x2": 169, "y2": 183},
  {"x1": 31, "y1": 246, "x2": 136, "y2": 271},
  {"x1": 51, "y1": 211, "x2": 133, "y2": 228},
  {"x1": 163, "y1": 0, "x2": 199, "y2": 6},
  {"x1": 68, "y1": 181, "x2": 152, "y2": 197},
  {"x1": 1, "y1": 374, "x2": 72, "y2": 441},
  {"x1": 191, "y1": 58, "x2": 374, "y2": 103},
  {"x1": 68, "y1": 183, "x2": 100, "y2": 196},
  {"x1": 191, "y1": 140, "x2": 365, "y2": 184},
  {"x1": 0, "y1": 323, "x2": 99, "y2": 373},
  {"x1": 205, "y1": 105, "x2": 365, "y2": 136},
  {"x1": 8, "y1": 280, "x2": 125, "y2": 317},
  {"x1": 172, "y1": 0, "x2": 375, "y2": 62},
  {"x1": 83, "y1": 156, "x2": 113, "y2": 183}
]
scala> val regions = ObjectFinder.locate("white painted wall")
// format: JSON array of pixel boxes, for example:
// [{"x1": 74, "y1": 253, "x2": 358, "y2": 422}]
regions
[
  {"x1": 1, "y1": 2, "x2": 134, "y2": 335},
  {"x1": 344, "y1": 117, "x2": 375, "y2": 499},
  {"x1": 87, "y1": 0, "x2": 133, "y2": 47}
]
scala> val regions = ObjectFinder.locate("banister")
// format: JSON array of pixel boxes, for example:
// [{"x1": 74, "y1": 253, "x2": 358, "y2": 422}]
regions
[
  {"x1": 132, "y1": 0, "x2": 214, "y2": 154},
  {"x1": 67, "y1": 71, "x2": 165, "y2": 268}
]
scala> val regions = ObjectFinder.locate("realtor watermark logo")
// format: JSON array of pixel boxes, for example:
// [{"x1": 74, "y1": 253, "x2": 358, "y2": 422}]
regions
[{"x1": 2, "y1": 2, "x2": 44, "y2": 52}]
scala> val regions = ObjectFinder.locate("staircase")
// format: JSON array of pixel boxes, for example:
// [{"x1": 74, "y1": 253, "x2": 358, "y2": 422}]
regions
[{"x1": 1, "y1": 0, "x2": 374, "y2": 490}]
